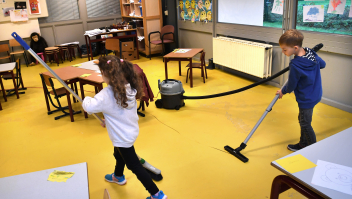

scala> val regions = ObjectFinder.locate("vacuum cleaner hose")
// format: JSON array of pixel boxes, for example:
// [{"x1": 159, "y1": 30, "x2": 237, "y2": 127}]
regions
[{"x1": 183, "y1": 43, "x2": 323, "y2": 100}]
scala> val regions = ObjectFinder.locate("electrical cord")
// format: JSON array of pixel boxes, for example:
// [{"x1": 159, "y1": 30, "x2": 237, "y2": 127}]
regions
[{"x1": 182, "y1": 43, "x2": 323, "y2": 100}]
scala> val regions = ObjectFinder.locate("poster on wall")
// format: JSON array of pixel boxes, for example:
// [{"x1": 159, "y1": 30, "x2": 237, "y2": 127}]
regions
[
  {"x1": 28, "y1": 0, "x2": 41, "y2": 14},
  {"x1": 10, "y1": 9, "x2": 28, "y2": 22},
  {"x1": 14, "y1": 2, "x2": 27, "y2": 9},
  {"x1": 303, "y1": 5, "x2": 325, "y2": 22},
  {"x1": 327, "y1": 0, "x2": 346, "y2": 14},
  {"x1": 271, "y1": 0, "x2": 284, "y2": 15},
  {"x1": 2, "y1": 7, "x2": 14, "y2": 17},
  {"x1": 179, "y1": 0, "x2": 212, "y2": 22}
]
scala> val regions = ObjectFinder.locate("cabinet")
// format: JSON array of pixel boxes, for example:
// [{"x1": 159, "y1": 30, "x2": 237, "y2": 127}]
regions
[{"x1": 120, "y1": 0, "x2": 163, "y2": 56}]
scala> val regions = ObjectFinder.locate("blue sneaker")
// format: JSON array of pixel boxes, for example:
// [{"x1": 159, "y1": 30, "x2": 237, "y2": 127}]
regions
[
  {"x1": 146, "y1": 190, "x2": 167, "y2": 199},
  {"x1": 105, "y1": 173, "x2": 126, "y2": 185}
]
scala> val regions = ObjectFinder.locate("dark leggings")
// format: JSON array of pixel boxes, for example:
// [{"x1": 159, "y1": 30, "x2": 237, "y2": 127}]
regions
[
  {"x1": 114, "y1": 146, "x2": 159, "y2": 195},
  {"x1": 298, "y1": 108, "x2": 317, "y2": 147}
]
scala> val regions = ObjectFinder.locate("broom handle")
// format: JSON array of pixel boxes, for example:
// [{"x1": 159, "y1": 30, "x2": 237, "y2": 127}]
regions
[
  {"x1": 11, "y1": 32, "x2": 103, "y2": 123},
  {"x1": 243, "y1": 79, "x2": 288, "y2": 144}
]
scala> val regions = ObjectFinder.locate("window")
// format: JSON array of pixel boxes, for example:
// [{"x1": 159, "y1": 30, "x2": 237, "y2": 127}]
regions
[
  {"x1": 39, "y1": 0, "x2": 80, "y2": 23},
  {"x1": 296, "y1": 0, "x2": 352, "y2": 36},
  {"x1": 86, "y1": 0, "x2": 121, "y2": 18},
  {"x1": 218, "y1": 0, "x2": 284, "y2": 28}
]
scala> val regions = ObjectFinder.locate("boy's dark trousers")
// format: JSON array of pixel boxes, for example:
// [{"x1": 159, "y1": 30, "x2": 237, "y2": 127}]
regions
[
  {"x1": 298, "y1": 108, "x2": 316, "y2": 147},
  {"x1": 113, "y1": 146, "x2": 159, "y2": 195}
]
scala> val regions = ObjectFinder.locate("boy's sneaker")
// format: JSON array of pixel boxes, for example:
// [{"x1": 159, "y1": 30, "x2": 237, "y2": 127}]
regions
[
  {"x1": 146, "y1": 190, "x2": 167, "y2": 199},
  {"x1": 105, "y1": 173, "x2": 126, "y2": 185},
  {"x1": 287, "y1": 143, "x2": 303, "y2": 152}
]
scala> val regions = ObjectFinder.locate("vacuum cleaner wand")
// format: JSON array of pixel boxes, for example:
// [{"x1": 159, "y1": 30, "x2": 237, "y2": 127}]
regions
[{"x1": 226, "y1": 43, "x2": 324, "y2": 163}]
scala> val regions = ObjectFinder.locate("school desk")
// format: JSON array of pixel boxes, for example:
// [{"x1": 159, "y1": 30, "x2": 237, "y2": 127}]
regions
[
  {"x1": 0, "y1": 162, "x2": 89, "y2": 199},
  {"x1": 270, "y1": 127, "x2": 352, "y2": 199},
  {"x1": 0, "y1": 62, "x2": 20, "y2": 102},
  {"x1": 41, "y1": 66, "x2": 98, "y2": 122},
  {"x1": 84, "y1": 29, "x2": 139, "y2": 61},
  {"x1": 163, "y1": 48, "x2": 203, "y2": 88}
]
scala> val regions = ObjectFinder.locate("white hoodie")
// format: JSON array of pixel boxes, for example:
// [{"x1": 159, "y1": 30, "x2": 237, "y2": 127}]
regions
[{"x1": 82, "y1": 84, "x2": 139, "y2": 147}]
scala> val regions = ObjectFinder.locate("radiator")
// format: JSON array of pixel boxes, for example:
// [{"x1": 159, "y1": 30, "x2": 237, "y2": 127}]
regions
[{"x1": 213, "y1": 37, "x2": 273, "y2": 78}]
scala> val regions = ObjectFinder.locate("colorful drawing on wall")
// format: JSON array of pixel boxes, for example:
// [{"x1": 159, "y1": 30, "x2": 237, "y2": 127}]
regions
[
  {"x1": 10, "y1": 9, "x2": 28, "y2": 22},
  {"x1": 179, "y1": 0, "x2": 212, "y2": 22},
  {"x1": 303, "y1": 5, "x2": 325, "y2": 22},
  {"x1": 327, "y1": 0, "x2": 346, "y2": 14},
  {"x1": 272, "y1": 0, "x2": 284, "y2": 15},
  {"x1": 28, "y1": 0, "x2": 41, "y2": 15}
]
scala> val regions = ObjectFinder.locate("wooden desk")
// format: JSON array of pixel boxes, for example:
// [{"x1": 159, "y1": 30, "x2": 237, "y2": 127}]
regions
[
  {"x1": 0, "y1": 162, "x2": 89, "y2": 199},
  {"x1": 0, "y1": 63, "x2": 20, "y2": 102},
  {"x1": 271, "y1": 127, "x2": 352, "y2": 199},
  {"x1": 84, "y1": 29, "x2": 139, "y2": 61},
  {"x1": 42, "y1": 66, "x2": 99, "y2": 122},
  {"x1": 163, "y1": 48, "x2": 203, "y2": 88}
]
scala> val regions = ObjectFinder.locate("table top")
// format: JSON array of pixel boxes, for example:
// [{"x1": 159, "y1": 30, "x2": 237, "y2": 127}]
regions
[
  {"x1": 42, "y1": 66, "x2": 96, "y2": 81},
  {"x1": 0, "y1": 162, "x2": 89, "y2": 199},
  {"x1": 86, "y1": 29, "x2": 137, "y2": 37},
  {"x1": 271, "y1": 127, "x2": 352, "y2": 199},
  {"x1": 164, "y1": 48, "x2": 203, "y2": 59},
  {"x1": 0, "y1": 62, "x2": 16, "y2": 73}
]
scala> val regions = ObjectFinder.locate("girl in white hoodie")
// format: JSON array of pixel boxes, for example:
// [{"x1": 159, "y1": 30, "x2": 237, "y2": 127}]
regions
[{"x1": 82, "y1": 55, "x2": 167, "y2": 199}]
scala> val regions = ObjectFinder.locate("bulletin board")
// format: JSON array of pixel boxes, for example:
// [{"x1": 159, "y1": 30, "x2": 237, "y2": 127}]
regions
[
  {"x1": 0, "y1": 0, "x2": 48, "y2": 41},
  {"x1": 0, "y1": 0, "x2": 48, "y2": 22},
  {"x1": 178, "y1": 0, "x2": 213, "y2": 22}
]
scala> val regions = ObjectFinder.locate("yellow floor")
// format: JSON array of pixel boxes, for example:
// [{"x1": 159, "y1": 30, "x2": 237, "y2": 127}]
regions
[{"x1": 1, "y1": 56, "x2": 351, "y2": 199}]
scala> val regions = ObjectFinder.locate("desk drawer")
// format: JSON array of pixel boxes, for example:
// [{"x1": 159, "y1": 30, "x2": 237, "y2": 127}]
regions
[
  {"x1": 121, "y1": 49, "x2": 138, "y2": 61},
  {"x1": 121, "y1": 41, "x2": 134, "y2": 52}
]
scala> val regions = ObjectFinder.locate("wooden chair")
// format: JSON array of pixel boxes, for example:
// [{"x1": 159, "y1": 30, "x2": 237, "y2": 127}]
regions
[
  {"x1": 270, "y1": 175, "x2": 324, "y2": 199},
  {"x1": 68, "y1": 44, "x2": 82, "y2": 59},
  {"x1": 148, "y1": 25, "x2": 175, "y2": 60},
  {"x1": 45, "y1": 47, "x2": 62, "y2": 66},
  {"x1": 186, "y1": 51, "x2": 207, "y2": 84},
  {"x1": 56, "y1": 45, "x2": 72, "y2": 62},
  {"x1": 105, "y1": 39, "x2": 120, "y2": 56},
  {"x1": 9, "y1": 39, "x2": 29, "y2": 67},
  {"x1": 2, "y1": 59, "x2": 27, "y2": 96},
  {"x1": 40, "y1": 73, "x2": 81, "y2": 121},
  {"x1": 0, "y1": 44, "x2": 11, "y2": 63}
]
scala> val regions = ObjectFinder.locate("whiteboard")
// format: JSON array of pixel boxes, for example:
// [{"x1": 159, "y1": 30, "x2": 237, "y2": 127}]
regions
[
  {"x1": 0, "y1": 19, "x2": 40, "y2": 41},
  {"x1": 218, "y1": 0, "x2": 265, "y2": 26}
]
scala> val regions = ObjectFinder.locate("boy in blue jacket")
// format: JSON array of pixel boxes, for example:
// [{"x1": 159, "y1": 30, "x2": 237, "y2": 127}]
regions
[{"x1": 276, "y1": 29, "x2": 326, "y2": 152}]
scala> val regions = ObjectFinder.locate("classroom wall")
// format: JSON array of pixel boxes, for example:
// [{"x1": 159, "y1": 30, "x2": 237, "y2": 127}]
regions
[{"x1": 175, "y1": 0, "x2": 352, "y2": 113}]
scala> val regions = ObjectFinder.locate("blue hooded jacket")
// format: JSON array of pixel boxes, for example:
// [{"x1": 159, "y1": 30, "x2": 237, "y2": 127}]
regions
[{"x1": 282, "y1": 49, "x2": 326, "y2": 109}]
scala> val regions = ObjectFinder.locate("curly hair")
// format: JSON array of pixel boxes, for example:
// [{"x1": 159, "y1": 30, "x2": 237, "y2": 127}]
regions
[{"x1": 98, "y1": 55, "x2": 143, "y2": 108}]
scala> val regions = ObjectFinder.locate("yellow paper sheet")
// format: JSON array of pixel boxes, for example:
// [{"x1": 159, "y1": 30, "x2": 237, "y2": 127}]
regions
[
  {"x1": 47, "y1": 170, "x2": 75, "y2": 182},
  {"x1": 80, "y1": 74, "x2": 91, "y2": 77},
  {"x1": 275, "y1": 154, "x2": 317, "y2": 173},
  {"x1": 72, "y1": 64, "x2": 82, "y2": 67}
]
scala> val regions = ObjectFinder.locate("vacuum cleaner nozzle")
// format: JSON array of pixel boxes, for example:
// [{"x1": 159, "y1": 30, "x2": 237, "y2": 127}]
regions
[{"x1": 224, "y1": 143, "x2": 249, "y2": 163}]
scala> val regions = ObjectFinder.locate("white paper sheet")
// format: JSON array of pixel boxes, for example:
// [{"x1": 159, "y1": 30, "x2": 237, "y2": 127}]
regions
[
  {"x1": 174, "y1": 49, "x2": 191, "y2": 53},
  {"x1": 303, "y1": 5, "x2": 325, "y2": 22},
  {"x1": 327, "y1": 0, "x2": 346, "y2": 14},
  {"x1": 272, "y1": 0, "x2": 284, "y2": 15},
  {"x1": 311, "y1": 160, "x2": 352, "y2": 196},
  {"x1": 95, "y1": 70, "x2": 101, "y2": 73}
]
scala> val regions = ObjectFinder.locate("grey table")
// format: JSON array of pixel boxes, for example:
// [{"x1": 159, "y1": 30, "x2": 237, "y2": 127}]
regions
[
  {"x1": 0, "y1": 162, "x2": 89, "y2": 199},
  {"x1": 271, "y1": 127, "x2": 352, "y2": 199}
]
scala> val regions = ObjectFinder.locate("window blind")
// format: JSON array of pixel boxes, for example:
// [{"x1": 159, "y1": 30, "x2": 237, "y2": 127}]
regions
[
  {"x1": 39, "y1": 0, "x2": 80, "y2": 23},
  {"x1": 86, "y1": 0, "x2": 121, "y2": 18}
]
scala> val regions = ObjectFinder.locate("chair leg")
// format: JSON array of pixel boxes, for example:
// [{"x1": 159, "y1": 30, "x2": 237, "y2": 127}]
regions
[
  {"x1": 186, "y1": 68, "x2": 190, "y2": 83},
  {"x1": 201, "y1": 67, "x2": 205, "y2": 83},
  {"x1": 0, "y1": 78, "x2": 7, "y2": 102},
  {"x1": 23, "y1": 53, "x2": 29, "y2": 67},
  {"x1": 149, "y1": 42, "x2": 151, "y2": 60}
]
